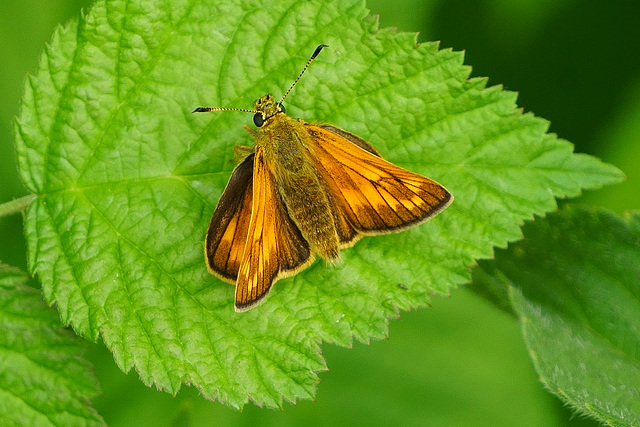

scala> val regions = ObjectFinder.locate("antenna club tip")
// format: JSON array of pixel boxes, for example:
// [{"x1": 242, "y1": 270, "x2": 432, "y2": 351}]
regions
[
  {"x1": 192, "y1": 107, "x2": 211, "y2": 113},
  {"x1": 312, "y1": 44, "x2": 328, "y2": 58}
]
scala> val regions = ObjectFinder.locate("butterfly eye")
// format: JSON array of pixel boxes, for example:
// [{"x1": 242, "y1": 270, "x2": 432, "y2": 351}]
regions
[
  {"x1": 253, "y1": 113, "x2": 265, "y2": 127},
  {"x1": 279, "y1": 104, "x2": 286, "y2": 114}
]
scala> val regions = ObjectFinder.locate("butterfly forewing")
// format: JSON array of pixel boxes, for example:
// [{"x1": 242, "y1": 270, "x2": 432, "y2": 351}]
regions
[
  {"x1": 305, "y1": 124, "x2": 452, "y2": 236},
  {"x1": 235, "y1": 147, "x2": 312, "y2": 311}
]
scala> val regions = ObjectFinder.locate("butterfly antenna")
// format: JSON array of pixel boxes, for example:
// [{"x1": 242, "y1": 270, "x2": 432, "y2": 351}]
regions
[
  {"x1": 278, "y1": 44, "x2": 327, "y2": 105},
  {"x1": 192, "y1": 106, "x2": 258, "y2": 114}
]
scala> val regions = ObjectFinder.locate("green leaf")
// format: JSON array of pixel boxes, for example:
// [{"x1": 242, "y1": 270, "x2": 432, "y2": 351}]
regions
[
  {"x1": 14, "y1": 0, "x2": 623, "y2": 408},
  {"x1": 0, "y1": 264, "x2": 104, "y2": 426},
  {"x1": 473, "y1": 206, "x2": 640, "y2": 426}
]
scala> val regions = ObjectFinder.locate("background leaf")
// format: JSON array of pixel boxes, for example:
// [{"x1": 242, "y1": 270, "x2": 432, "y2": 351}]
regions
[
  {"x1": 13, "y1": 0, "x2": 623, "y2": 408},
  {"x1": 473, "y1": 206, "x2": 640, "y2": 426},
  {"x1": 0, "y1": 264, "x2": 104, "y2": 426}
]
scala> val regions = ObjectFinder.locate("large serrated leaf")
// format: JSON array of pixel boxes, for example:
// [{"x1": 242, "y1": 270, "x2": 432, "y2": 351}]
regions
[
  {"x1": 474, "y1": 207, "x2": 640, "y2": 426},
  {"x1": 14, "y1": 0, "x2": 623, "y2": 408},
  {"x1": 0, "y1": 264, "x2": 104, "y2": 426}
]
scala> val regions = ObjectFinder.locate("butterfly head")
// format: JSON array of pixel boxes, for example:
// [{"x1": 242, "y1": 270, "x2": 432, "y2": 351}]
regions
[{"x1": 252, "y1": 95, "x2": 286, "y2": 127}]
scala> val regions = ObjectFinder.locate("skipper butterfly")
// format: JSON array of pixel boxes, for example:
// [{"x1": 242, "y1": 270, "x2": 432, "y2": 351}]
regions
[{"x1": 194, "y1": 45, "x2": 452, "y2": 311}]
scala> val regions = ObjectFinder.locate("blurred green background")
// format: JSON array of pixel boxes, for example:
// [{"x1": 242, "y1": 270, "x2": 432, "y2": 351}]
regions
[{"x1": 1, "y1": 0, "x2": 638, "y2": 425}]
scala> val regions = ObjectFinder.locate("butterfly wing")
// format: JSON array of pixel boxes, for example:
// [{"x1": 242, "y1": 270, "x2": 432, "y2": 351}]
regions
[
  {"x1": 234, "y1": 147, "x2": 313, "y2": 311},
  {"x1": 304, "y1": 124, "x2": 452, "y2": 246},
  {"x1": 205, "y1": 153, "x2": 255, "y2": 282}
]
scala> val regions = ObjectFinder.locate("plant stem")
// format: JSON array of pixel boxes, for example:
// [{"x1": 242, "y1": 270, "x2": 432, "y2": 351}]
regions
[{"x1": 0, "y1": 194, "x2": 36, "y2": 218}]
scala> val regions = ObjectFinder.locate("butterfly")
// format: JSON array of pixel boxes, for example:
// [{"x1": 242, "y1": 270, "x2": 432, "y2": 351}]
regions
[{"x1": 194, "y1": 45, "x2": 452, "y2": 311}]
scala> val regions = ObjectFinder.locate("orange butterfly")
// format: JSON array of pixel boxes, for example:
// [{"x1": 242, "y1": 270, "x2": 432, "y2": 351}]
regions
[{"x1": 194, "y1": 45, "x2": 452, "y2": 311}]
